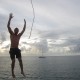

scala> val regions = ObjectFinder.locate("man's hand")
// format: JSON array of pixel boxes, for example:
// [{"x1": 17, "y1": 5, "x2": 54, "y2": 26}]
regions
[
  {"x1": 7, "y1": 13, "x2": 14, "y2": 35},
  {"x1": 24, "y1": 19, "x2": 26, "y2": 24},
  {"x1": 9, "y1": 13, "x2": 14, "y2": 19},
  {"x1": 18, "y1": 19, "x2": 26, "y2": 36},
  {"x1": 24, "y1": 19, "x2": 26, "y2": 27}
]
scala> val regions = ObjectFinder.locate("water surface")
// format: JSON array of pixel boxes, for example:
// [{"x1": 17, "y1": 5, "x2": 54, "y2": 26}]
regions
[{"x1": 0, "y1": 56, "x2": 80, "y2": 80}]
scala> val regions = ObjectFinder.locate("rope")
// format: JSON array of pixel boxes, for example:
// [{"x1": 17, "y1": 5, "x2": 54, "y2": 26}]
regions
[{"x1": 29, "y1": 0, "x2": 35, "y2": 39}]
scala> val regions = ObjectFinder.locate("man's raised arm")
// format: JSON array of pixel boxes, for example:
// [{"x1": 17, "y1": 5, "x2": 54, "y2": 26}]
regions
[
  {"x1": 19, "y1": 19, "x2": 26, "y2": 36},
  {"x1": 7, "y1": 13, "x2": 13, "y2": 34}
]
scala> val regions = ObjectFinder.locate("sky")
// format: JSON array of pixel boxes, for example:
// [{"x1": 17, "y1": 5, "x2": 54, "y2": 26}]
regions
[{"x1": 0, "y1": 0, "x2": 80, "y2": 56}]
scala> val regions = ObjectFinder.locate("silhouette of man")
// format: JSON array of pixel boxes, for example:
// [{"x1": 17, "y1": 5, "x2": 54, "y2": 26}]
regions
[{"x1": 7, "y1": 13, "x2": 26, "y2": 78}]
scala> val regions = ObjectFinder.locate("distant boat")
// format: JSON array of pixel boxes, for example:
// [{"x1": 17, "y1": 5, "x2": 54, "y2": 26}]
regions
[
  {"x1": 39, "y1": 52, "x2": 46, "y2": 58},
  {"x1": 39, "y1": 56, "x2": 46, "y2": 58}
]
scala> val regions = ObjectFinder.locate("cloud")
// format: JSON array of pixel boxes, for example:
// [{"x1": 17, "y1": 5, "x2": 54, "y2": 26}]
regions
[
  {"x1": 19, "y1": 38, "x2": 49, "y2": 54},
  {"x1": 34, "y1": 39, "x2": 48, "y2": 53},
  {"x1": 69, "y1": 45, "x2": 80, "y2": 53},
  {"x1": 0, "y1": 32, "x2": 7, "y2": 42}
]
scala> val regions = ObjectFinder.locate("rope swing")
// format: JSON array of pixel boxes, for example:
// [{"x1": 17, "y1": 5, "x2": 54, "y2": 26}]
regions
[{"x1": 29, "y1": 0, "x2": 35, "y2": 39}]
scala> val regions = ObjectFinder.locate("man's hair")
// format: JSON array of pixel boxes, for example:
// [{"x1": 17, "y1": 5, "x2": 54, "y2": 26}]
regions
[
  {"x1": 14, "y1": 27, "x2": 19, "y2": 34},
  {"x1": 14, "y1": 27, "x2": 19, "y2": 31}
]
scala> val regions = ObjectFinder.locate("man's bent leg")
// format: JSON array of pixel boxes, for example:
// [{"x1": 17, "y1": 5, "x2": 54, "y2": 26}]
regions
[
  {"x1": 18, "y1": 58, "x2": 25, "y2": 77},
  {"x1": 11, "y1": 59, "x2": 15, "y2": 78}
]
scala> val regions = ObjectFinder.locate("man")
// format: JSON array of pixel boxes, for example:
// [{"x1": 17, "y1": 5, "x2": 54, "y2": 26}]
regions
[{"x1": 7, "y1": 13, "x2": 26, "y2": 78}]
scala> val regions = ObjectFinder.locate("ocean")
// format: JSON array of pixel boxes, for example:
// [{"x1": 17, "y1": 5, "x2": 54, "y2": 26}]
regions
[{"x1": 0, "y1": 56, "x2": 80, "y2": 80}]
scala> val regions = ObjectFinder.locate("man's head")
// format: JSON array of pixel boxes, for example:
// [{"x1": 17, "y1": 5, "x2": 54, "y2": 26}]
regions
[{"x1": 14, "y1": 27, "x2": 19, "y2": 35}]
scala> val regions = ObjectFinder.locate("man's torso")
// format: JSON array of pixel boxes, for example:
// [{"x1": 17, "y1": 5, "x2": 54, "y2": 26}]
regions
[{"x1": 10, "y1": 34, "x2": 21, "y2": 48}]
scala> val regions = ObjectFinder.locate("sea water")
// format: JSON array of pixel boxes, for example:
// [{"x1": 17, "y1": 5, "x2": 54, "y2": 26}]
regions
[{"x1": 0, "y1": 56, "x2": 80, "y2": 80}]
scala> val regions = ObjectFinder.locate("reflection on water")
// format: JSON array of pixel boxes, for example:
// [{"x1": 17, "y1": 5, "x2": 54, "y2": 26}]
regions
[{"x1": 0, "y1": 56, "x2": 80, "y2": 80}]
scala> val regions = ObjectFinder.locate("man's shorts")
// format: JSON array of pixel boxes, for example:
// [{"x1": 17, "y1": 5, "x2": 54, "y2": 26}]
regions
[{"x1": 9, "y1": 48, "x2": 21, "y2": 59}]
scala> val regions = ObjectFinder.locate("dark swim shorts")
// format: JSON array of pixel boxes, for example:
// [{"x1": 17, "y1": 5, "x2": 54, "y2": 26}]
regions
[{"x1": 9, "y1": 48, "x2": 21, "y2": 59}]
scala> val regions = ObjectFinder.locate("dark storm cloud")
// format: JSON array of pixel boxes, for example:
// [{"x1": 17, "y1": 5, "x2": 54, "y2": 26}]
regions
[{"x1": 48, "y1": 37, "x2": 80, "y2": 53}]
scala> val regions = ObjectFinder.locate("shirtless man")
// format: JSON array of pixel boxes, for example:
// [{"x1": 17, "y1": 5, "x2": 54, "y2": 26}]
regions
[{"x1": 7, "y1": 13, "x2": 26, "y2": 78}]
